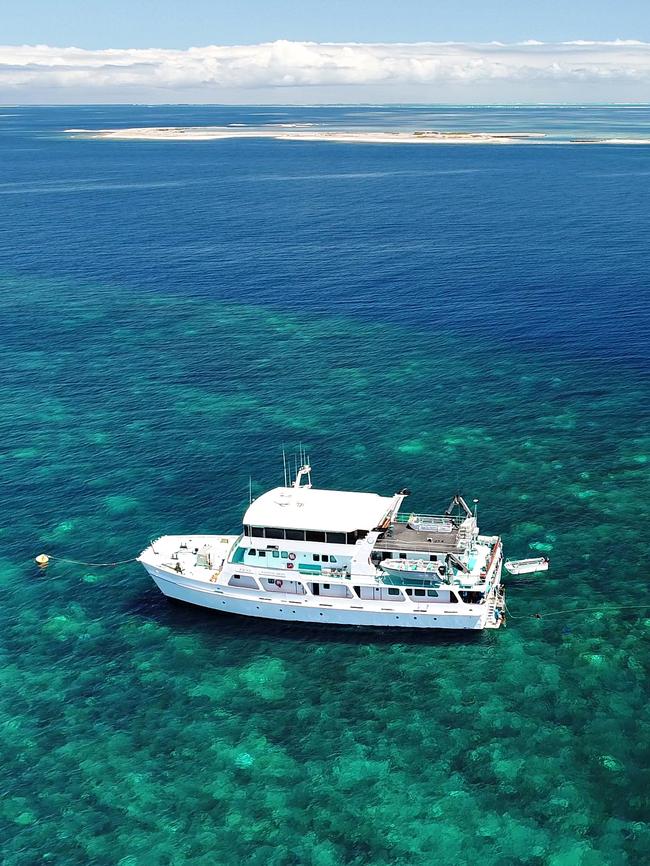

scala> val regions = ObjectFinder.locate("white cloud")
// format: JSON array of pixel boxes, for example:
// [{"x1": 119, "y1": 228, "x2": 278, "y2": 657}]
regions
[{"x1": 1, "y1": 41, "x2": 649, "y2": 100}]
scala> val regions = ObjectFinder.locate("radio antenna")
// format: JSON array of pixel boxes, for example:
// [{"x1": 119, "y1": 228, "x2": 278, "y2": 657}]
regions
[{"x1": 282, "y1": 447, "x2": 288, "y2": 487}]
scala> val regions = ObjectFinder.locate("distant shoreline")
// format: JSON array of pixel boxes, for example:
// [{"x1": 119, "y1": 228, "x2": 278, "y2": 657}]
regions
[{"x1": 64, "y1": 126, "x2": 650, "y2": 145}]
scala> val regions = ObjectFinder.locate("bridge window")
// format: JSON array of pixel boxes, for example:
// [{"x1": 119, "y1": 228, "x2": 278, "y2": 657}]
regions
[
  {"x1": 306, "y1": 531, "x2": 326, "y2": 543},
  {"x1": 326, "y1": 532, "x2": 346, "y2": 544},
  {"x1": 285, "y1": 529, "x2": 305, "y2": 541},
  {"x1": 251, "y1": 527, "x2": 264, "y2": 538}
]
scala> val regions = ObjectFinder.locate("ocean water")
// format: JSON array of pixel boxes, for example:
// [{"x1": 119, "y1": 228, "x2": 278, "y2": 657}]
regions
[{"x1": 1, "y1": 105, "x2": 650, "y2": 865}]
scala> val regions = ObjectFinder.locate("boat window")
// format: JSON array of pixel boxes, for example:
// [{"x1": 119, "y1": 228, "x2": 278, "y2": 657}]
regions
[
  {"x1": 243, "y1": 525, "x2": 250, "y2": 535},
  {"x1": 285, "y1": 529, "x2": 305, "y2": 541},
  {"x1": 272, "y1": 550, "x2": 280, "y2": 558},
  {"x1": 405, "y1": 588, "x2": 413, "y2": 595},
  {"x1": 327, "y1": 532, "x2": 346, "y2": 545},
  {"x1": 322, "y1": 555, "x2": 329, "y2": 563},
  {"x1": 429, "y1": 555, "x2": 436, "y2": 562},
  {"x1": 427, "y1": 589, "x2": 439, "y2": 597},
  {"x1": 414, "y1": 588, "x2": 426, "y2": 597},
  {"x1": 258, "y1": 550, "x2": 266, "y2": 557},
  {"x1": 323, "y1": 583, "x2": 330, "y2": 589},
  {"x1": 265, "y1": 527, "x2": 284, "y2": 540},
  {"x1": 313, "y1": 554, "x2": 320, "y2": 562},
  {"x1": 248, "y1": 549, "x2": 256, "y2": 556},
  {"x1": 356, "y1": 530, "x2": 368, "y2": 540},
  {"x1": 388, "y1": 588, "x2": 401, "y2": 596},
  {"x1": 330, "y1": 556, "x2": 337, "y2": 563},
  {"x1": 399, "y1": 553, "x2": 407, "y2": 560},
  {"x1": 251, "y1": 527, "x2": 264, "y2": 538},
  {"x1": 281, "y1": 551, "x2": 288, "y2": 559},
  {"x1": 346, "y1": 531, "x2": 357, "y2": 545},
  {"x1": 306, "y1": 530, "x2": 326, "y2": 543}
]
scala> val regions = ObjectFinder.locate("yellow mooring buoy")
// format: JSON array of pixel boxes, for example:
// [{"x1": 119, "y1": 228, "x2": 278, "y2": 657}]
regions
[{"x1": 35, "y1": 554, "x2": 50, "y2": 568}]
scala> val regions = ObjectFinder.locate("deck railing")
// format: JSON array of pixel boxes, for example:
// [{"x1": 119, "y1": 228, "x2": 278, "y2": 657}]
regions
[{"x1": 394, "y1": 512, "x2": 464, "y2": 527}]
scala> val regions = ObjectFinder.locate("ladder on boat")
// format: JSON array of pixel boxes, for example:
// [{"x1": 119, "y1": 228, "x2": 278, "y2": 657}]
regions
[{"x1": 484, "y1": 586, "x2": 506, "y2": 629}]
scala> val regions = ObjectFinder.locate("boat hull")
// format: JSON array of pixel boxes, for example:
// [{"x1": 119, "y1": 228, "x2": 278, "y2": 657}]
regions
[{"x1": 145, "y1": 565, "x2": 491, "y2": 630}]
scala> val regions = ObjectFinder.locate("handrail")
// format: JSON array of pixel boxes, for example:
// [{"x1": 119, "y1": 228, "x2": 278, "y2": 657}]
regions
[{"x1": 394, "y1": 512, "x2": 465, "y2": 526}]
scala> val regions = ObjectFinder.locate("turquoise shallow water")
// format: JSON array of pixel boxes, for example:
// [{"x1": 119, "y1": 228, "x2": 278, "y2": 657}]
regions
[{"x1": 1, "y1": 106, "x2": 650, "y2": 864}]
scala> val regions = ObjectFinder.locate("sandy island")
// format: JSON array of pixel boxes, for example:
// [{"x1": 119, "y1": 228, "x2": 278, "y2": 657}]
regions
[
  {"x1": 64, "y1": 127, "x2": 650, "y2": 146},
  {"x1": 65, "y1": 126, "x2": 548, "y2": 144}
]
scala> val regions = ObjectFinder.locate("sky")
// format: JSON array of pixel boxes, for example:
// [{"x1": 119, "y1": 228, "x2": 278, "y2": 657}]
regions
[{"x1": 1, "y1": 0, "x2": 650, "y2": 103}]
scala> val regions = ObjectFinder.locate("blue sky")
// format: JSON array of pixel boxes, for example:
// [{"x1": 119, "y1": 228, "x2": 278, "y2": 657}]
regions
[
  {"x1": 1, "y1": 1, "x2": 649, "y2": 103},
  {"x1": 4, "y1": 0, "x2": 648, "y2": 47}
]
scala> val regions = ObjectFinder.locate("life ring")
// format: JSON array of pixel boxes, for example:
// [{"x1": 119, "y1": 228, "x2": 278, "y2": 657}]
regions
[
  {"x1": 276, "y1": 579, "x2": 283, "y2": 587},
  {"x1": 286, "y1": 562, "x2": 294, "y2": 570},
  {"x1": 288, "y1": 553, "x2": 296, "y2": 561}
]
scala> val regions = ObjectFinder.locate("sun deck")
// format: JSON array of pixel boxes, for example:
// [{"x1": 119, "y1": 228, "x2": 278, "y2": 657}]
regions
[{"x1": 373, "y1": 518, "x2": 464, "y2": 554}]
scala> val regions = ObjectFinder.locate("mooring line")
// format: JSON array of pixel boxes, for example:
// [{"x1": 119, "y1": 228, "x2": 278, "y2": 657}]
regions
[
  {"x1": 35, "y1": 553, "x2": 138, "y2": 568},
  {"x1": 505, "y1": 601, "x2": 649, "y2": 620}
]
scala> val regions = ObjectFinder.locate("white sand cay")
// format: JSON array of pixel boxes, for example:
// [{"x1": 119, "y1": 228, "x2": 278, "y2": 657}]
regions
[
  {"x1": 64, "y1": 127, "x2": 650, "y2": 146},
  {"x1": 65, "y1": 126, "x2": 549, "y2": 145}
]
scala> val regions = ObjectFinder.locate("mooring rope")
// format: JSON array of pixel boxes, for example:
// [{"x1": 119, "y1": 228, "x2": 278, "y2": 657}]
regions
[
  {"x1": 36, "y1": 554, "x2": 138, "y2": 568},
  {"x1": 505, "y1": 601, "x2": 648, "y2": 620}
]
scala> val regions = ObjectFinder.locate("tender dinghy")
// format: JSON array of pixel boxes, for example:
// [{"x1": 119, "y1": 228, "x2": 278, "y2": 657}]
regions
[{"x1": 504, "y1": 557, "x2": 549, "y2": 575}]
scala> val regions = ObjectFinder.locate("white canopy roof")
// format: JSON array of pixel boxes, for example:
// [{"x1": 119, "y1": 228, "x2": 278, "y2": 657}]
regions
[{"x1": 243, "y1": 486, "x2": 397, "y2": 533}]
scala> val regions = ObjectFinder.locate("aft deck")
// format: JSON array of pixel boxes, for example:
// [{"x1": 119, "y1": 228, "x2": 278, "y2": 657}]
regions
[{"x1": 373, "y1": 516, "x2": 463, "y2": 554}]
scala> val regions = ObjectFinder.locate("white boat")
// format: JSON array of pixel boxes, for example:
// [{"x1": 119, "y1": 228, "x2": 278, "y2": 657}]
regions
[
  {"x1": 380, "y1": 558, "x2": 449, "y2": 583},
  {"x1": 139, "y1": 462, "x2": 506, "y2": 630},
  {"x1": 504, "y1": 557, "x2": 549, "y2": 575}
]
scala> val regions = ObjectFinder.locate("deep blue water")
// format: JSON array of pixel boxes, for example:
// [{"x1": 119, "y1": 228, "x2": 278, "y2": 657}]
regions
[{"x1": 1, "y1": 105, "x2": 650, "y2": 865}]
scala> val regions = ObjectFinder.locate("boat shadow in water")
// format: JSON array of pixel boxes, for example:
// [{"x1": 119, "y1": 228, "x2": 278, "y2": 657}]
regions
[{"x1": 127, "y1": 589, "x2": 487, "y2": 648}]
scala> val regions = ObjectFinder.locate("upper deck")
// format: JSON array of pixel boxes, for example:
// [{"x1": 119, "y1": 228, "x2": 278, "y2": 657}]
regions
[{"x1": 373, "y1": 514, "x2": 472, "y2": 555}]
